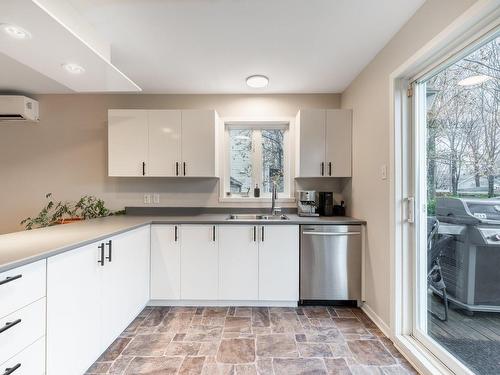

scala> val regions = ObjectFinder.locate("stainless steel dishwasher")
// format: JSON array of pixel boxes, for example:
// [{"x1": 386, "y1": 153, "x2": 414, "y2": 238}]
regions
[{"x1": 300, "y1": 225, "x2": 362, "y2": 304}]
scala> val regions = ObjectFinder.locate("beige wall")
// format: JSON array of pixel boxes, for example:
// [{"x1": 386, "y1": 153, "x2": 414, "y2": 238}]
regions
[
  {"x1": 341, "y1": 0, "x2": 478, "y2": 326},
  {"x1": 0, "y1": 94, "x2": 342, "y2": 234}
]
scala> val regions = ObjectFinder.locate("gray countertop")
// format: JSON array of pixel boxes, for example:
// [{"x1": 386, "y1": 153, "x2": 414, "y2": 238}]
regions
[{"x1": 0, "y1": 214, "x2": 365, "y2": 273}]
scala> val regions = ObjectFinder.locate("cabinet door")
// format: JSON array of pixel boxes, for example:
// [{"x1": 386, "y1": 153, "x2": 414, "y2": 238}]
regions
[
  {"x1": 180, "y1": 225, "x2": 218, "y2": 299},
  {"x1": 181, "y1": 110, "x2": 216, "y2": 177},
  {"x1": 219, "y1": 225, "x2": 258, "y2": 300},
  {"x1": 148, "y1": 110, "x2": 182, "y2": 176},
  {"x1": 108, "y1": 109, "x2": 148, "y2": 176},
  {"x1": 47, "y1": 242, "x2": 103, "y2": 375},
  {"x1": 151, "y1": 225, "x2": 181, "y2": 299},
  {"x1": 297, "y1": 109, "x2": 326, "y2": 177},
  {"x1": 102, "y1": 226, "x2": 150, "y2": 348},
  {"x1": 326, "y1": 109, "x2": 352, "y2": 177},
  {"x1": 259, "y1": 225, "x2": 299, "y2": 301}
]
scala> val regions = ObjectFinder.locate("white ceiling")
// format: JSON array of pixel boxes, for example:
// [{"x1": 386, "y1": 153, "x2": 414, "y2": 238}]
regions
[{"x1": 1, "y1": 0, "x2": 425, "y2": 94}]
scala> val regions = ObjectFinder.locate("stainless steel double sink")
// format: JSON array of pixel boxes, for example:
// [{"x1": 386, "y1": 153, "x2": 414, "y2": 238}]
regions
[{"x1": 226, "y1": 214, "x2": 289, "y2": 221}]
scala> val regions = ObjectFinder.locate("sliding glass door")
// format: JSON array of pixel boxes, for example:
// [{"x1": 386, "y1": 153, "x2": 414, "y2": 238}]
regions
[{"x1": 412, "y1": 31, "x2": 500, "y2": 375}]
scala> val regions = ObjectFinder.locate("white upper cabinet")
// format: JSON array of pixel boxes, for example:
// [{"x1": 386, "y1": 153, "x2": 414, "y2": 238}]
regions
[
  {"x1": 218, "y1": 225, "x2": 259, "y2": 300},
  {"x1": 148, "y1": 110, "x2": 182, "y2": 176},
  {"x1": 108, "y1": 109, "x2": 148, "y2": 177},
  {"x1": 296, "y1": 109, "x2": 326, "y2": 177},
  {"x1": 108, "y1": 109, "x2": 218, "y2": 177},
  {"x1": 181, "y1": 110, "x2": 217, "y2": 177},
  {"x1": 326, "y1": 109, "x2": 352, "y2": 177},
  {"x1": 295, "y1": 109, "x2": 352, "y2": 177}
]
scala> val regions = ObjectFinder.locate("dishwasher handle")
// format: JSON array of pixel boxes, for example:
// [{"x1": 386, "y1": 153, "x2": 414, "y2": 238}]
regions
[{"x1": 302, "y1": 231, "x2": 360, "y2": 236}]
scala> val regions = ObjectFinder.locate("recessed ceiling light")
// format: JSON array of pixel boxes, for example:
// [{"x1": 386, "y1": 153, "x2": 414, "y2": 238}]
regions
[
  {"x1": 246, "y1": 75, "x2": 269, "y2": 88},
  {"x1": 458, "y1": 75, "x2": 492, "y2": 86},
  {"x1": 62, "y1": 63, "x2": 85, "y2": 75},
  {"x1": 0, "y1": 23, "x2": 32, "y2": 40}
]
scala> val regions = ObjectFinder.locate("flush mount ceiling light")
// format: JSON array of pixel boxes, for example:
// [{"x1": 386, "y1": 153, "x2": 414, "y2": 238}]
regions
[
  {"x1": 246, "y1": 75, "x2": 269, "y2": 88},
  {"x1": 458, "y1": 75, "x2": 492, "y2": 86},
  {"x1": 0, "y1": 23, "x2": 32, "y2": 40},
  {"x1": 62, "y1": 63, "x2": 85, "y2": 75}
]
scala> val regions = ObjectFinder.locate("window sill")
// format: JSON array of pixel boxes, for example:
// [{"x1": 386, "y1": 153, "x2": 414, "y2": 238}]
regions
[{"x1": 219, "y1": 197, "x2": 296, "y2": 203}]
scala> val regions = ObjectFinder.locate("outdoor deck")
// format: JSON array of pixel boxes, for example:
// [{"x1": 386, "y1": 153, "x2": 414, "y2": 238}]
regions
[{"x1": 428, "y1": 294, "x2": 500, "y2": 374}]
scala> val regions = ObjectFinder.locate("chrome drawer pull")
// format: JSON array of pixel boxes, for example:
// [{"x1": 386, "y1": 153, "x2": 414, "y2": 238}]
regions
[
  {"x1": 0, "y1": 275, "x2": 22, "y2": 286},
  {"x1": 302, "y1": 232, "x2": 360, "y2": 236},
  {"x1": 3, "y1": 364, "x2": 21, "y2": 375},
  {"x1": 0, "y1": 319, "x2": 21, "y2": 334}
]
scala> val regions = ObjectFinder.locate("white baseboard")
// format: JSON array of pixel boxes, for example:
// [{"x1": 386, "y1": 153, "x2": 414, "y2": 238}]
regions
[
  {"x1": 361, "y1": 303, "x2": 391, "y2": 338},
  {"x1": 148, "y1": 300, "x2": 298, "y2": 307}
]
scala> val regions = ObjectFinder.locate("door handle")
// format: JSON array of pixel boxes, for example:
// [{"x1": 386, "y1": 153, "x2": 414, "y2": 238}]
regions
[
  {"x1": 175, "y1": 162, "x2": 179, "y2": 176},
  {"x1": 212, "y1": 226, "x2": 216, "y2": 242},
  {"x1": 142, "y1": 161, "x2": 146, "y2": 176},
  {"x1": 321, "y1": 162, "x2": 324, "y2": 176},
  {"x1": 0, "y1": 319, "x2": 21, "y2": 334},
  {"x1": 328, "y1": 162, "x2": 332, "y2": 176},
  {"x1": 261, "y1": 226, "x2": 265, "y2": 242},
  {"x1": 174, "y1": 225, "x2": 178, "y2": 242},
  {"x1": 253, "y1": 226, "x2": 257, "y2": 242},
  {"x1": 0, "y1": 274, "x2": 22, "y2": 286},
  {"x1": 105, "y1": 240, "x2": 112, "y2": 262},
  {"x1": 302, "y1": 231, "x2": 361, "y2": 236},
  {"x1": 183, "y1": 162, "x2": 186, "y2": 176},
  {"x1": 2, "y1": 364, "x2": 21, "y2": 375},
  {"x1": 98, "y1": 243, "x2": 105, "y2": 266}
]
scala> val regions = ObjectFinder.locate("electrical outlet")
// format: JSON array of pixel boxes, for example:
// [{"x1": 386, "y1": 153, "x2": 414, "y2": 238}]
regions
[
  {"x1": 143, "y1": 193, "x2": 152, "y2": 204},
  {"x1": 153, "y1": 193, "x2": 160, "y2": 204}
]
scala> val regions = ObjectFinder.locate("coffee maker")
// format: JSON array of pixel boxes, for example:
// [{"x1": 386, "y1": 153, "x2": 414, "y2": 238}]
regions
[{"x1": 297, "y1": 191, "x2": 319, "y2": 217}]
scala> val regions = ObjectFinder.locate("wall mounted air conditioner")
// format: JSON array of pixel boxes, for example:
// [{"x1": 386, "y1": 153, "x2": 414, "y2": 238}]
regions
[{"x1": 0, "y1": 95, "x2": 39, "y2": 122}]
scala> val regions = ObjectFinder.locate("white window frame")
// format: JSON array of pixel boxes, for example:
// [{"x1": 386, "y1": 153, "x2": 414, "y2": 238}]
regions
[{"x1": 219, "y1": 117, "x2": 295, "y2": 203}]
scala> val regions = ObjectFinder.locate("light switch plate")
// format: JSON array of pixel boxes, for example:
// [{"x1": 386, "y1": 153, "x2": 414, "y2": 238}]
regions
[{"x1": 380, "y1": 165, "x2": 387, "y2": 180}]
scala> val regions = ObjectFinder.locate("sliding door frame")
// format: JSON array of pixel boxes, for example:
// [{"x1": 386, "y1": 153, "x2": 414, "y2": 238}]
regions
[{"x1": 389, "y1": 2, "x2": 500, "y2": 374}]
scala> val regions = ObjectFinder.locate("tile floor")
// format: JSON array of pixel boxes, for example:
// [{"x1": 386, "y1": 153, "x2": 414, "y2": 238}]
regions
[{"x1": 86, "y1": 306, "x2": 417, "y2": 375}]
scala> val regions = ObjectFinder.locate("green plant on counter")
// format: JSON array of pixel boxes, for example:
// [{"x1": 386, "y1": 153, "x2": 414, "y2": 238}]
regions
[{"x1": 20, "y1": 193, "x2": 116, "y2": 230}]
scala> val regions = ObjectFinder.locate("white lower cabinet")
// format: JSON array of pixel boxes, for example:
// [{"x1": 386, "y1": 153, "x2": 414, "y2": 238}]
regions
[
  {"x1": 47, "y1": 226, "x2": 150, "y2": 375},
  {"x1": 151, "y1": 225, "x2": 181, "y2": 300},
  {"x1": 0, "y1": 337, "x2": 45, "y2": 375},
  {"x1": 151, "y1": 224, "x2": 299, "y2": 303},
  {"x1": 219, "y1": 225, "x2": 259, "y2": 300},
  {"x1": 258, "y1": 225, "x2": 299, "y2": 301},
  {"x1": 180, "y1": 225, "x2": 219, "y2": 300}
]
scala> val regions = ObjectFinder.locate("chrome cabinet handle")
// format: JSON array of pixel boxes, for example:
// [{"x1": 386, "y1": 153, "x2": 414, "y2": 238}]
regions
[
  {"x1": 3, "y1": 364, "x2": 21, "y2": 375},
  {"x1": 0, "y1": 274, "x2": 22, "y2": 286},
  {"x1": 0, "y1": 319, "x2": 21, "y2": 334},
  {"x1": 98, "y1": 243, "x2": 105, "y2": 266},
  {"x1": 302, "y1": 231, "x2": 361, "y2": 236},
  {"x1": 105, "y1": 240, "x2": 112, "y2": 262}
]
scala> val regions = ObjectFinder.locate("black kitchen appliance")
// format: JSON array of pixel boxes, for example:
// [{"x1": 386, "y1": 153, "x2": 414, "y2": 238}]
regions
[
  {"x1": 434, "y1": 197, "x2": 500, "y2": 312},
  {"x1": 318, "y1": 192, "x2": 334, "y2": 216}
]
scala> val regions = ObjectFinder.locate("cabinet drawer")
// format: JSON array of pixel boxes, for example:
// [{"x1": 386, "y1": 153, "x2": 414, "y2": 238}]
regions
[
  {"x1": 0, "y1": 337, "x2": 45, "y2": 375},
  {"x1": 0, "y1": 298, "x2": 46, "y2": 365},
  {"x1": 0, "y1": 260, "x2": 46, "y2": 319}
]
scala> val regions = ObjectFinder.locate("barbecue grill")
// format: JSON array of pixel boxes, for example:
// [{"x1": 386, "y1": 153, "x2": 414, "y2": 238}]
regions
[{"x1": 434, "y1": 197, "x2": 500, "y2": 313}]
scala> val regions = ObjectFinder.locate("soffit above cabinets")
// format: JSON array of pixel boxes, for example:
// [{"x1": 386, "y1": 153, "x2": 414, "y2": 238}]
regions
[{"x1": 0, "y1": 0, "x2": 141, "y2": 93}]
